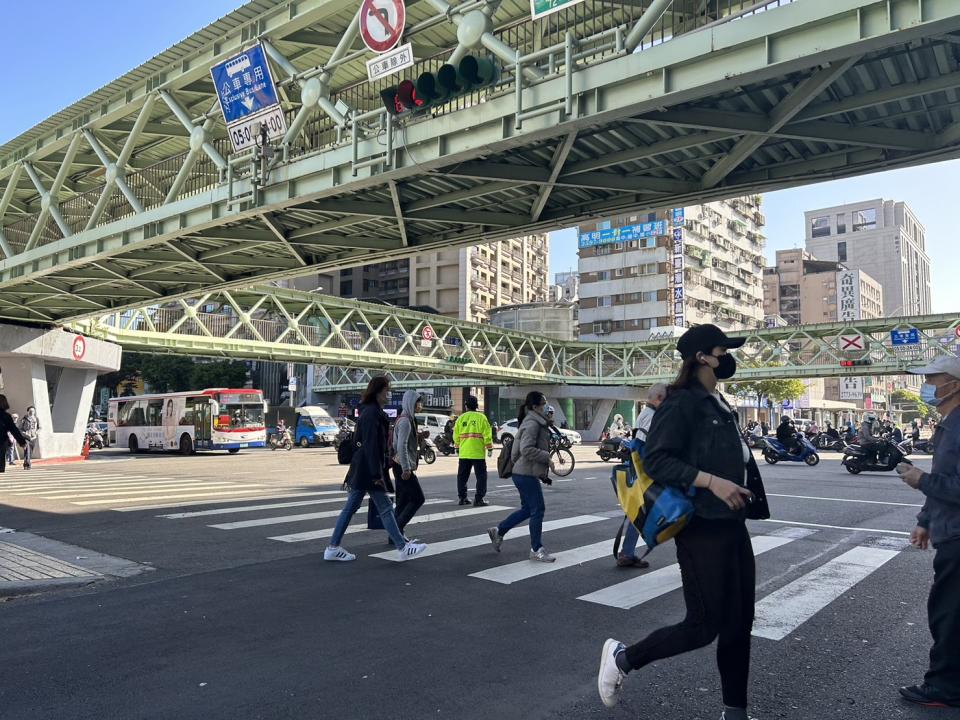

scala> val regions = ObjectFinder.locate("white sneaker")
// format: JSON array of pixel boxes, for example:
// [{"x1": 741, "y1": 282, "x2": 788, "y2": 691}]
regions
[
  {"x1": 529, "y1": 547, "x2": 556, "y2": 562},
  {"x1": 323, "y1": 546, "x2": 356, "y2": 562},
  {"x1": 598, "y1": 638, "x2": 626, "y2": 708},
  {"x1": 397, "y1": 541, "x2": 427, "y2": 561}
]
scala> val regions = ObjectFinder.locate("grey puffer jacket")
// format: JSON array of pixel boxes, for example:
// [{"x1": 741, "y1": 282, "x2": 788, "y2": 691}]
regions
[
  {"x1": 511, "y1": 410, "x2": 551, "y2": 478},
  {"x1": 392, "y1": 390, "x2": 421, "y2": 473}
]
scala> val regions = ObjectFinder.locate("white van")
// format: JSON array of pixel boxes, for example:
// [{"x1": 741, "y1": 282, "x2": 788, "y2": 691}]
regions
[{"x1": 416, "y1": 413, "x2": 452, "y2": 441}]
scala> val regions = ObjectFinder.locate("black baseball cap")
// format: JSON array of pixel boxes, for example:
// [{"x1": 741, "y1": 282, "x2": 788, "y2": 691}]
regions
[{"x1": 676, "y1": 324, "x2": 746, "y2": 360}]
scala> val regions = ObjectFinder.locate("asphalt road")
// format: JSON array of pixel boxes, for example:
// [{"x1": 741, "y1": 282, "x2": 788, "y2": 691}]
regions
[{"x1": 0, "y1": 444, "x2": 956, "y2": 720}]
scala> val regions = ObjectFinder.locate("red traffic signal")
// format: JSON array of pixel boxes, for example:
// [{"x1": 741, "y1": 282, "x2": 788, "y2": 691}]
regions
[
  {"x1": 840, "y1": 359, "x2": 873, "y2": 367},
  {"x1": 381, "y1": 80, "x2": 425, "y2": 115}
]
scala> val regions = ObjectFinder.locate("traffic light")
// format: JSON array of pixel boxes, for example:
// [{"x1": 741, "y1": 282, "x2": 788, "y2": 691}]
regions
[
  {"x1": 381, "y1": 56, "x2": 498, "y2": 115},
  {"x1": 840, "y1": 359, "x2": 873, "y2": 367}
]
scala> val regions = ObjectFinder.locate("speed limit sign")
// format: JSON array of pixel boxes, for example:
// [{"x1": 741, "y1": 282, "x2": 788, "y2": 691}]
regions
[{"x1": 72, "y1": 335, "x2": 86, "y2": 361}]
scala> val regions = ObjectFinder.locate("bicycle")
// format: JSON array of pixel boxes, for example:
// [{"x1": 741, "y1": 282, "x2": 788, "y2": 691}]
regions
[{"x1": 548, "y1": 432, "x2": 575, "y2": 477}]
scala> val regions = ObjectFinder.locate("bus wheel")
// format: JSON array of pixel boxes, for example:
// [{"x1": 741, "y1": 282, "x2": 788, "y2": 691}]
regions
[
  {"x1": 179, "y1": 434, "x2": 193, "y2": 456},
  {"x1": 228, "y1": 448, "x2": 240, "y2": 454},
  {"x1": 128, "y1": 435, "x2": 139, "y2": 453}
]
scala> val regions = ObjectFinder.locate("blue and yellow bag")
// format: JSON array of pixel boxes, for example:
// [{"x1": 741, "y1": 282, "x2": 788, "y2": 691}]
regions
[{"x1": 611, "y1": 437, "x2": 695, "y2": 557}]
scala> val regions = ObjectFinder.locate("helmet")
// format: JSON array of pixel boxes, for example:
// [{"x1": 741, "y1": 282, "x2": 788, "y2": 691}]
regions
[
  {"x1": 544, "y1": 404, "x2": 555, "y2": 416},
  {"x1": 864, "y1": 412, "x2": 877, "y2": 422}
]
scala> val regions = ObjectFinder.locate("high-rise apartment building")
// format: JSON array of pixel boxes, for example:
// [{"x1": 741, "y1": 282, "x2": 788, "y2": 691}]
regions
[
  {"x1": 578, "y1": 198, "x2": 766, "y2": 341},
  {"x1": 762, "y1": 249, "x2": 883, "y2": 326},
  {"x1": 804, "y1": 199, "x2": 932, "y2": 316}
]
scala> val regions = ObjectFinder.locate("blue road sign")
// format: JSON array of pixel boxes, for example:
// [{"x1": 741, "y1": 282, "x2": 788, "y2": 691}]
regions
[
  {"x1": 210, "y1": 44, "x2": 280, "y2": 124},
  {"x1": 890, "y1": 328, "x2": 920, "y2": 346}
]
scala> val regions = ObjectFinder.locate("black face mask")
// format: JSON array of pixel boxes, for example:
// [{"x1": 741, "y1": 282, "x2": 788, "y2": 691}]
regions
[{"x1": 713, "y1": 353, "x2": 737, "y2": 380}]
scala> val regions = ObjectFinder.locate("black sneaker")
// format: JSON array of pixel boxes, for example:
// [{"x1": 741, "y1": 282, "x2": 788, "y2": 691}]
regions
[
  {"x1": 899, "y1": 684, "x2": 960, "y2": 708},
  {"x1": 473, "y1": 498, "x2": 488, "y2": 507},
  {"x1": 458, "y1": 498, "x2": 472, "y2": 506}
]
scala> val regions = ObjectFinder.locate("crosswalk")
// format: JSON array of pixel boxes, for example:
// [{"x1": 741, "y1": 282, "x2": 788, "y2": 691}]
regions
[
  {"x1": 0, "y1": 467, "x2": 274, "y2": 508},
  {"x1": 149, "y1": 485, "x2": 914, "y2": 642}
]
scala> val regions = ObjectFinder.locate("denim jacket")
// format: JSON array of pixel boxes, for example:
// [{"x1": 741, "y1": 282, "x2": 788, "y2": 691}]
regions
[{"x1": 917, "y1": 408, "x2": 960, "y2": 547}]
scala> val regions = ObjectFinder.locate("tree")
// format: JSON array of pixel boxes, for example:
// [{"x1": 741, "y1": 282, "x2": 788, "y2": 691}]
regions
[
  {"x1": 726, "y1": 363, "x2": 807, "y2": 411},
  {"x1": 190, "y1": 360, "x2": 250, "y2": 390},
  {"x1": 891, "y1": 388, "x2": 928, "y2": 421}
]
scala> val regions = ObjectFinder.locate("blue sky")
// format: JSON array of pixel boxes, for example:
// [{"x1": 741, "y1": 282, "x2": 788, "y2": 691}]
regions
[{"x1": 2, "y1": 3, "x2": 957, "y2": 315}]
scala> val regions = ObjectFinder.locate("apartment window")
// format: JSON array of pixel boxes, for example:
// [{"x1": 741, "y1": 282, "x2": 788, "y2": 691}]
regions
[
  {"x1": 614, "y1": 268, "x2": 624, "y2": 278},
  {"x1": 592, "y1": 322, "x2": 609, "y2": 334},
  {"x1": 810, "y1": 216, "x2": 830, "y2": 238},
  {"x1": 597, "y1": 270, "x2": 611, "y2": 281},
  {"x1": 836, "y1": 213, "x2": 846, "y2": 234},
  {"x1": 647, "y1": 212, "x2": 657, "y2": 222},
  {"x1": 600, "y1": 296, "x2": 613, "y2": 307},
  {"x1": 837, "y1": 241, "x2": 847, "y2": 263},
  {"x1": 341, "y1": 280, "x2": 353, "y2": 295},
  {"x1": 852, "y1": 208, "x2": 877, "y2": 232},
  {"x1": 638, "y1": 263, "x2": 657, "y2": 275},
  {"x1": 642, "y1": 291, "x2": 657, "y2": 302}
]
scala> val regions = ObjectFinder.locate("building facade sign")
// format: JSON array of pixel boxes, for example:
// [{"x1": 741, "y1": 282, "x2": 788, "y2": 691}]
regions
[
  {"x1": 577, "y1": 220, "x2": 666, "y2": 249},
  {"x1": 671, "y1": 211, "x2": 685, "y2": 327},
  {"x1": 837, "y1": 270, "x2": 862, "y2": 322}
]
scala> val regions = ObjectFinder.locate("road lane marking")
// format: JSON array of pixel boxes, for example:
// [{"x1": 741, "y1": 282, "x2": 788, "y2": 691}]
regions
[
  {"x1": 270, "y1": 505, "x2": 509, "y2": 543},
  {"x1": 35, "y1": 483, "x2": 258, "y2": 499},
  {"x1": 469, "y1": 541, "x2": 610, "y2": 585},
  {"x1": 71, "y1": 490, "x2": 266, "y2": 505},
  {"x1": 114, "y1": 491, "x2": 348, "y2": 512},
  {"x1": 160, "y1": 495, "x2": 351, "y2": 518},
  {"x1": 577, "y1": 528, "x2": 816, "y2": 609},
  {"x1": 370, "y1": 515, "x2": 610, "y2": 562},
  {"x1": 767, "y1": 493, "x2": 922, "y2": 508},
  {"x1": 209, "y1": 499, "x2": 448, "y2": 530},
  {"x1": 752, "y1": 545, "x2": 900, "y2": 640},
  {"x1": 759, "y1": 519, "x2": 910, "y2": 536}
]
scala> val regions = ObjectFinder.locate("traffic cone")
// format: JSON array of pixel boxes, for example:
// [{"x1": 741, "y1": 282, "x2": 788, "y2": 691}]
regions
[{"x1": 81, "y1": 435, "x2": 90, "y2": 459}]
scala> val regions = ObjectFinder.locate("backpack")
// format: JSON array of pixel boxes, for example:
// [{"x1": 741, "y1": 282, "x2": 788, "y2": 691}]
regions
[
  {"x1": 337, "y1": 429, "x2": 359, "y2": 465},
  {"x1": 611, "y1": 437, "x2": 694, "y2": 558},
  {"x1": 497, "y1": 428, "x2": 522, "y2": 479}
]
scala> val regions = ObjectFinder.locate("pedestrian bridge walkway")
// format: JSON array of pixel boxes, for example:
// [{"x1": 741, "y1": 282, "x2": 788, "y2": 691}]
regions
[
  {"x1": 2, "y1": 0, "x2": 960, "y2": 322},
  {"x1": 72, "y1": 285, "x2": 960, "y2": 387}
]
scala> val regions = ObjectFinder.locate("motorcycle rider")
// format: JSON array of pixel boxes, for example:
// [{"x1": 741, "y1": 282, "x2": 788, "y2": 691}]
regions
[
  {"x1": 859, "y1": 412, "x2": 882, "y2": 464},
  {"x1": 776, "y1": 416, "x2": 801, "y2": 455},
  {"x1": 825, "y1": 422, "x2": 841, "y2": 442}
]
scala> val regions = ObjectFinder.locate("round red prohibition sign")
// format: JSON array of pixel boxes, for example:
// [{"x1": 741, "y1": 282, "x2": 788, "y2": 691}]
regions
[
  {"x1": 359, "y1": 0, "x2": 406, "y2": 53},
  {"x1": 422, "y1": 325, "x2": 435, "y2": 342},
  {"x1": 72, "y1": 335, "x2": 86, "y2": 361},
  {"x1": 955, "y1": 325, "x2": 960, "y2": 339}
]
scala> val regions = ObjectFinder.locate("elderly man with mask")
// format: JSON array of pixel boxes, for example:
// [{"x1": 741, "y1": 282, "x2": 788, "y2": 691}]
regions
[{"x1": 897, "y1": 357, "x2": 960, "y2": 708}]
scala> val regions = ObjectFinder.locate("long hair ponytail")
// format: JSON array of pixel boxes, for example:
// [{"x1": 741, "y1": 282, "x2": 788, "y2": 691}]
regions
[
  {"x1": 517, "y1": 391, "x2": 545, "y2": 423},
  {"x1": 667, "y1": 357, "x2": 701, "y2": 395}
]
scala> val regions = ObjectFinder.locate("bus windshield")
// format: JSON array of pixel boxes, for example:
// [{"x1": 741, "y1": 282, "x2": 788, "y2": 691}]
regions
[{"x1": 217, "y1": 392, "x2": 265, "y2": 429}]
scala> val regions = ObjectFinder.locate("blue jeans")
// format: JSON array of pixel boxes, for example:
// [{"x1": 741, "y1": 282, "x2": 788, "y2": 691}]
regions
[
  {"x1": 329, "y1": 485, "x2": 406, "y2": 549},
  {"x1": 621, "y1": 517, "x2": 640, "y2": 558},
  {"x1": 497, "y1": 473, "x2": 546, "y2": 552}
]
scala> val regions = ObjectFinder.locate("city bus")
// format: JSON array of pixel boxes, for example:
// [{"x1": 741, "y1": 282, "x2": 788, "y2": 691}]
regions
[{"x1": 108, "y1": 389, "x2": 267, "y2": 454}]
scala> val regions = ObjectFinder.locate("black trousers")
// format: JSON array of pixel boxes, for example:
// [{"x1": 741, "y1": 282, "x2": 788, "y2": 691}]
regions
[
  {"x1": 457, "y1": 458, "x2": 487, "y2": 500},
  {"x1": 926, "y1": 538, "x2": 960, "y2": 696},
  {"x1": 624, "y1": 518, "x2": 756, "y2": 709},
  {"x1": 391, "y1": 462, "x2": 425, "y2": 533}
]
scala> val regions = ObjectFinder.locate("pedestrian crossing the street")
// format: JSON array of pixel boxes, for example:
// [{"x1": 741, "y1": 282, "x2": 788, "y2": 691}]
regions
[
  {"x1": 151, "y1": 488, "x2": 915, "y2": 643},
  {"x1": 0, "y1": 467, "x2": 272, "y2": 508}
]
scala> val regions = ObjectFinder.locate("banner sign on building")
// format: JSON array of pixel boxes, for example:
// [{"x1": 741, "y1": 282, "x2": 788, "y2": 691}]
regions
[
  {"x1": 836, "y1": 270, "x2": 861, "y2": 322},
  {"x1": 671, "y1": 211, "x2": 685, "y2": 327},
  {"x1": 840, "y1": 376, "x2": 864, "y2": 400},
  {"x1": 530, "y1": 0, "x2": 585, "y2": 21},
  {"x1": 578, "y1": 220, "x2": 666, "y2": 249}
]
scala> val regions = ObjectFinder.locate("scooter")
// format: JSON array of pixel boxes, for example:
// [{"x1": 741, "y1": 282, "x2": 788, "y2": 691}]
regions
[
  {"x1": 86, "y1": 429, "x2": 104, "y2": 450},
  {"x1": 419, "y1": 436, "x2": 437, "y2": 465},
  {"x1": 597, "y1": 436, "x2": 630, "y2": 463},
  {"x1": 813, "y1": 432, "x2": 844, "y2": 451},
  {"x1": 759, "y1": 435, "x2": 820, "y2": 466},
  {"x1": 269, "y1": 428, "x2": 294, "y2": 451},
  {"x1": 435, "y1": 433, "x2": 456, "y2": 456},
  {"x1": 842, "y1": 440, "x2": 911, "y2": 474}
]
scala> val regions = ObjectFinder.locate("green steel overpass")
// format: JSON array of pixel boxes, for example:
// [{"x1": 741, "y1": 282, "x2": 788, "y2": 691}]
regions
[
  {"x1": 71, "y1": 286, "x2": 960, "y2": 389},
  {"x1": 2, "y1": 0, "x2": 960, "y2": 322}
]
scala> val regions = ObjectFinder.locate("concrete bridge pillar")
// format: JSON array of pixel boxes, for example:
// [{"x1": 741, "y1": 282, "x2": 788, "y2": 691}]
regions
[{"x1": 0, "y1": 326, "x2": 120, "y2": 460}]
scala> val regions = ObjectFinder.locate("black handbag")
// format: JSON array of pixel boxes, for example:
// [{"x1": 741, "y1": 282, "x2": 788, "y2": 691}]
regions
[{"x1": 744, "y1": 455, "x2": 770, "y2": 520}]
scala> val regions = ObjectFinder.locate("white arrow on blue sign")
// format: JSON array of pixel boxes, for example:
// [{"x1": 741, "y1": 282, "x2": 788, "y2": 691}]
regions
[
  {"x1": 210, "y1": 43, "x2": 287, "y2": 152},
  {"x1": 890, "y1": 328, "x2": 920, "y2": 346}
]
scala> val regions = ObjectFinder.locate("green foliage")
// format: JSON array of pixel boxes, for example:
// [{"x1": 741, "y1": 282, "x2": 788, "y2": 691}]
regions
[
  {"x1": 891, "y1": 388, "x2": 928, "y2": 421},
  {"x1": 189, "y1": 360, "x2": 250, "y2": 390},
  {"x1": 726, "y1": 363, "x2": 807, "y2": 408},
  {"x1": 99, "y1": 353, "x2": 249, "y2": 395}
]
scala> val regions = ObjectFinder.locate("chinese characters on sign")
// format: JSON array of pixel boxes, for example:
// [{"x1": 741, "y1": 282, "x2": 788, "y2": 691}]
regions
[
  {"x1": 210, "y1": 43, "x2": 287, "y2": 152},
  {"x1": 530, "y1": 0, "x2": 585, "y2": 20},
  {"x1": 839, "y1": 377, "x2": 864, "y2": 400},
  {"x1": 671, "y1": 208, "x2": 685, "y2": 328},
  {"x1": 366, "y1": 43, "x2": 415, "y2": 82},
  {"x1": 836, "y1": 270, "x2": 861, "y2": 322},
  {"x1": 577, "y1": 220, "x2": 667, "y2": 249}
]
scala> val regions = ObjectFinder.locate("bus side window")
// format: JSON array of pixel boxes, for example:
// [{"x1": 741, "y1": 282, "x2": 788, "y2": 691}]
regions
[
  {"x1": 116, "y1": 402, "x2": 130, "y2": 427},
  {"x1": 147, "y1": 400, "x2": 165, "y2": 426},
  {"x1": 182, "y1": 408, "x2": 194, "y2": 425},
  {"x1": 129, "y1": 402, "x2": 147, "y2": 427}
]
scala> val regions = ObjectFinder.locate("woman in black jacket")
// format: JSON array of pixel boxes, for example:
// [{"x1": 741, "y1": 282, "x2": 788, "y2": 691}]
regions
[
  {"x1": 0, "y1": 394, "x2": 27, "y2": 473},
  {"x1": 324, "y1": 377, "x2": 427, "y2": 563},
  {"x1": 597, "y1": 325, "x2": 769, "y2": 720}
]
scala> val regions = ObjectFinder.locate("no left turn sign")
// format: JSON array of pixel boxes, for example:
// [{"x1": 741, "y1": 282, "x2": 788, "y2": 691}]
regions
[
  {"x1": 359, "y1": 0, "x2": 406, "y2": 53},
  {"x1": 422, "y1": 325, "x2": 435, "y2": 342}
]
